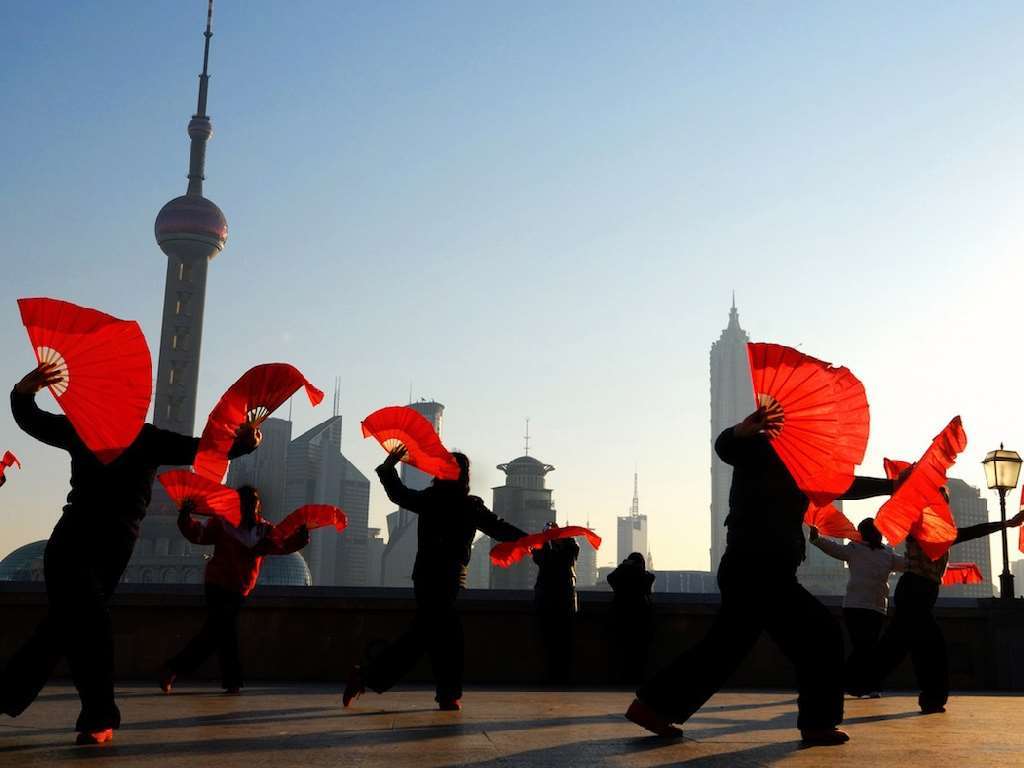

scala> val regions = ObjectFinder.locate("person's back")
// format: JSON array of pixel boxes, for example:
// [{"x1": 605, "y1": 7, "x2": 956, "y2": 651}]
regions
[
  {"x1": 608, "y1": 554, "x2": 654, "y2": 610},
  {"x1": 533, "y1": 537, "x2": 579, "y2": 613},
  {"x1": 411, "y1": 482, "x2": 493, "y2": 588}
]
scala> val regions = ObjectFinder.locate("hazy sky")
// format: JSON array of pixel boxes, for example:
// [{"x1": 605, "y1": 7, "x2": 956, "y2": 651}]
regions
[{"x1": 2, "y1": 1, "x2": 1024, "y2": 578}]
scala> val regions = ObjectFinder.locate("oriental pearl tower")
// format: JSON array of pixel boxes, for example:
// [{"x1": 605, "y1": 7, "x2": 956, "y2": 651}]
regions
[{"x1": 126, "y1": 0, "x2": 228, "y2": 584}]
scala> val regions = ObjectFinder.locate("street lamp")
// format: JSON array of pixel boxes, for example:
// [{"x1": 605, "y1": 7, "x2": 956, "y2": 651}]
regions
[{"x1": 982, "y1": 444, "x2": 1022, "y2": 600}]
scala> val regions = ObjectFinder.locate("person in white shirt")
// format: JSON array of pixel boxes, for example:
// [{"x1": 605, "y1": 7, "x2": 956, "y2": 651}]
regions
[{"x1": 809, "y1": 518, "x2": 907, "y2": 698}]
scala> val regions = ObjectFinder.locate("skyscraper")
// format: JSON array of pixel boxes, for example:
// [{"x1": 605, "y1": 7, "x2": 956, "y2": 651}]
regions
[
  {"x1": 284, "y1": 415, "x2": 370, "y2": 586},
  {"x1": 575, "y1": 518, "x2": 598, "y2": 588},
  {"x1": 945, "y1": 478, "x2": 994, "y2": 598},
  {"x1": 127, "y1": 1, "x2": 228, "y2": 584},
  {"x1": 709, "y1": 297, "x2": 754, "y2": 571},
  {"x1": 379, "y1": 400, "x2": 446, "y2": 587},
  {"x1": 490, "y1": 455, "x2": 556, "y2": 591},
  {"x1": 617, "y1": 472, "x2": 649, "y2": 566}
]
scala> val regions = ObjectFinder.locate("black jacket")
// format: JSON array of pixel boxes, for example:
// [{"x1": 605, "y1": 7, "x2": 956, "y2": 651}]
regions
[
  {"x1": 376, "y1": 463, "x2": 526, "y2": 588},
  {"x1": 607, "y1": 560, "x2": 655, "y2": 609},
  {"x1": 533, "y1": 537, "x2": 580, "y2": 612},
  {"x1": 715, "y1": 426, "x2": 893, "y2": 568}
]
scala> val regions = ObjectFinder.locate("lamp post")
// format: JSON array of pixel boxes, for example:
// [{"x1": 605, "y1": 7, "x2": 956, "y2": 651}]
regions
[{"x1": 982, "y1": 444, "x2": 1022, "y2": 600}]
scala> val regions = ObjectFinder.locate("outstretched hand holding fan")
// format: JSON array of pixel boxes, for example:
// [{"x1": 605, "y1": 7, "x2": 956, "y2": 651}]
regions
[
  {"x1": 18, "y1": 298, "x2": 153, "y2": 463},
  {"x1": 0, "y1": 451, "x2": 21, "y2": 489},
  {"x1": 193, "y1": 364, "x2": 325, "y2": 482},
  {"x1": 158, "y1": 470, "x2": 242, "y2": 527},
  {"x1": 361, "y1": 406, "x2": 461, "y2": 480},
  {"x1": 490, "y1": 525, "x2": 602, "y2": 568}
]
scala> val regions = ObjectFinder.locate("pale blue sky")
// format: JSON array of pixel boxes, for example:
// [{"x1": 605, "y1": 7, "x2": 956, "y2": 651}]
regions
[{"x1": 2, "y1": 1, "x2": 1024, "y2": 577}]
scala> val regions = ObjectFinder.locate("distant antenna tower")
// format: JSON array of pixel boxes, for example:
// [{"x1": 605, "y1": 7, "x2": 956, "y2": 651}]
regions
[
  {"x1": 332, "y1": 376, "x2": 341, "y2": 417},
  {"x1": 524, "y1": 417, "x2": 531, "y2": 456},
  {"x1": 631, "y1": 470, "x2": 640, "y2": 518}
]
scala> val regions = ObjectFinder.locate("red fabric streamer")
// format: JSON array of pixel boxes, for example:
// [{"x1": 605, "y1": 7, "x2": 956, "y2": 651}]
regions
[
  {"x1": 942, "y1": 562, "x2": 984, "y2": 586},
  {"x1": 194, "y1": 364, "x2": 324, "y2": 482},
  {"x1": 747, "y1": 343, "x2": 870, "y2": 507},
  {"x1": 274, "y1": 504, "x2": 347, "y2": 541},
  {"x1": 490, "y1": 525, "x2": 601, "y2": 568},
  {"x1": 805, "y1": 503, "x2": 862, "y2": 541},
  {"x1": 18, "y1": 297, "x2": 152, "y2": 463},
  {"x1": 157, "y1": 469, "x2": 241, "y2": 526},
  {"x1": 875, "y1": 417, "x2": 965, "y2": 558},
  {"x1": 0, "y1": 451, "x2": 21, "y2": 487},
  {"x1": 361, "y1": 405, "x2": 460, "y2": 480}
]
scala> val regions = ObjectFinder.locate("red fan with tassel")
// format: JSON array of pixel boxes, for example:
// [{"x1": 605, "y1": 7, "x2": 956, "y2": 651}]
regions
[
  {"x1": 805, "y1": 503, "x2": 861, "y2": 541},
  {"x1": 274, "y1": 504, "x2": 348, "y2": 541},
  {"x1": 0, "y1": 451, "x2": 21, "y2": 488},
  {"x1": 193, "y1": 364, "x2": 324, "y2": 482},
  {"x1": 18, "y1": 298, "x2": 152, "y2": 463},
  {"x1": 875, "y1": 417, "x2": 965, "y2": 558},
  {"x1": 157, "y1": 469, "x2": 241, "y2": 526},
  {"x1": 491, "y1": 525, "x2": 602, "y2": 568},
  {"x1": 747, "y1": 343, "x2": 870, "y2": 507},
  {"x1": 942, "y1": 562, "x2": 983, "y2": 586},
  {"x1": 361, "y1": 406, "x2": 460, "y2": 480}
]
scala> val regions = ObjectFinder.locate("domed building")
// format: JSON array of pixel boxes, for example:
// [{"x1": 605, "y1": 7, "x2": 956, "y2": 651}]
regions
[
  {"x1": 257, "y1": 552, "x2": 312, "y2": 588},
  {"x1": 0, "y1": 541, "x2": 47, "y2": 582},
  {"x1": 490, "y1": 453, "x2": 556, "y2": 591}
]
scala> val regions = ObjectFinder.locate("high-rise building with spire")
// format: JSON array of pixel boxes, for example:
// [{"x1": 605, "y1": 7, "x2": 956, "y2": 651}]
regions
[
  {"x1": 709, "y1": 296, "x2": 754, "y2": 573},
  {"x1": 126, "y1": 1, "x2": 229, "y2": 584},
  {"x1": 617, "y1": 472, "x2": 649, "y2": 566}
]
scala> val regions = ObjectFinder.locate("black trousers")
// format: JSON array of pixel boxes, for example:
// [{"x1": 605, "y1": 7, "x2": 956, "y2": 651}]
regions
[
  {"x1": 843, "y1": 607, "x2": 885, "y2": 691},
  {"x1": 637, "y1": 549, "x2": 845, "y2": 731},
  {"x1": 165, "y1": 583, "x2": 245, "y2": 690},
  {"x1": 866, "y1": 573, "x2": 947, "y2": 708},
  {"x1": 363, "y1": 581, "x2": 463, "y2": 702},
  {"x1": 535, "y1": 605, "x2": 576, "y2": 685},
  {"x1": 0, "y1": 516, "x2": 134, "y2": 732},
  {"x1": 609, "y1": 605, "x2": 653, "y2": 685}
]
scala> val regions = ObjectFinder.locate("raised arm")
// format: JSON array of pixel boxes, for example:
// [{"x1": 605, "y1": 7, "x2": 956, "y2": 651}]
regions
[
  {"x1": 955, "y1": 511, "x2": 1024, "y2": 544},
  {"x1": 715, "y1": 408, "x2": 781, "y2": 467},
  {"x1": 808, "y1": 528, "x2": 851, "y2": 562},
  {"x1": 11, "y1": 364, "x2": 76, "y2": 449},
  {"x1": 147, "y1": 421, "x2": 262, "y2": 467},
  {"x1": 257, "y1": 524, "x2": 310, "y2": 556},
  {"x1": 840, "y1": 476, "x2": 894, "y2": 500},
  {"x1": 472, "y1": 498, "x2": 528, "y2": 543},
  {"x1": 177, "y1": 503, "x2": 219, "y2": 546},
  {"x1": 376, "y1": 462, "x2": 427, "y2": 512}
]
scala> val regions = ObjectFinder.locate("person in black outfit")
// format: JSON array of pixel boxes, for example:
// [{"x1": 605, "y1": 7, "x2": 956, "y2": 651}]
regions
[
  {"x1": 532, "y1": 524, "x2": 580, "y2": 685},
  {"x1": 860, "y1": 502, "x2": 1024, "y2": 713},
  {"x1": 0, "y1": 362, "x2": 260, "y2": 745},
  {"x1": 343, "y1": 446, "x2": 526, "y2": 710},
  {"x1": 607, "y1": 552, "x2": 655, "y2": 684},
  {"x1": 626, "y1": 407, "x2": 898, "y2": 745}
]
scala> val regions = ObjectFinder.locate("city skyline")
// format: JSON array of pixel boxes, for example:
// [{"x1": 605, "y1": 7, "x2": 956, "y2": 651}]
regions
[{"x1": 3, "y1": 2, "x2": 1024, "y2": 579}]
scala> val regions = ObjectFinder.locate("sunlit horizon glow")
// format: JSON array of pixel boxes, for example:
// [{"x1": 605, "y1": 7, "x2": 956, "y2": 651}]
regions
[{"x1": 2, "y1": 2, "x2": 1024, "y2": 582}]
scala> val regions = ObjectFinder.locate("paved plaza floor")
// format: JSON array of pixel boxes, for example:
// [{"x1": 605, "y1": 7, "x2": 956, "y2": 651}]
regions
[{"x1": 0, "y1": 684, "x2": 1021, "y2": 767}]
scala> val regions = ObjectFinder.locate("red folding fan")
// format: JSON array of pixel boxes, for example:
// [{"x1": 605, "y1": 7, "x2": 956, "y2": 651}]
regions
[
  {"x1": 193, "y1": 364, "x2": 324, "y2": 482},
  {"x1": 0, "y1": 451, "x2": 21, "y2": 488},
  {"x1": 942, "y1": 562, "x2": 983, "y2": 586},
  {"x1": 490, "y1": 525, "x2": 602, "y2": 568},
  {"x1": 361, "y1": 405, "x2": 460, "y2": 480},
  {"x1": 805, "y1": 503, "x2": 861, "y2": 541},
  {"x1": 747, "y1": 343, "x2": 870, "y2": 507},
  {"x1": 875, "y1": 417, "x2": 965, "y2": 557},
  {"x1": 274, "y1": 504, "x2": 348, "y2": 541},
  {"x1": 18, "y1": 298, "x2": 152, "y2": 463},
  {"x1": 157, "y1": 469, "x2": 241, "y2": 526}
]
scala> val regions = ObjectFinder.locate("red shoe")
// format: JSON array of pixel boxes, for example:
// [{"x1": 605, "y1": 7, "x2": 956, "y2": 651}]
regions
[
  {"x1": 437, "y1": 699, "x2": 462, "y2": 711},
  {"x1": 159, "y1": 670, "x2": 176, "y2": 694},
  {"x1": 624, "y1": 698, "x2": 683, "y2": 738},
  {"x1": 800, "y1": 728, "x2": 850, "y2": 746},
  {"x1": 342, "y1": 666, "x2": 365, "y2": 708},
  {"x1": 75, "y1": 728, "x2": 114, "y2": 745}
]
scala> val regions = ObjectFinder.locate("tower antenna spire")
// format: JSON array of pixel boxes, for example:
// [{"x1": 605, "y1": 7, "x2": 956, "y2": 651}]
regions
[
  {"x1": 196, "y1": 0, "x2": 213, "y2": 117},
  {"x1": 524, "y1": 418, "x2": 531, "y2": 456},
  {"x1": 185, "y1": 0, "x2": 216, "y2": 196},
  {"x1": 631, "y1": 469, "x2": 640, "y2": 518}
]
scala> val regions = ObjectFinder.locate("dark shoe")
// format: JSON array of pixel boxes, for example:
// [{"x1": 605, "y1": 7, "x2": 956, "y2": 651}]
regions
[
  {"x1": 342, "y1": 666, "x2": 365, "y2": 708},
  {"x1": 159, "y1": 669, "x2": 176, "y2": 694},
  {"x1": 800, "y1": 728, "x2": 850, "y2": 746},
  {"x1": 438, "y1": 698, "x2": 462, "y2": 711},
  {"x1": 75, "y1": 728, "x2": 114, "y2": 745},
  {"x1": 920, "y1": 703, "x2": 946, "y2": 714},
  {"x1": 223, "y1": 687, "x2": 241, "y2": 695},
  {"x1": 624, "y1": 698, "x2": 683, "y2": 738}
]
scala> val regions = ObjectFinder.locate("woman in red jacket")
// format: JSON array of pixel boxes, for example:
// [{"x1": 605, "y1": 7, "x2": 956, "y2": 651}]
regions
[{"x1": 159, "y1": 486, "x2": 308, "y2": 694}]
